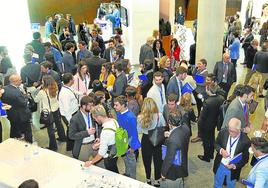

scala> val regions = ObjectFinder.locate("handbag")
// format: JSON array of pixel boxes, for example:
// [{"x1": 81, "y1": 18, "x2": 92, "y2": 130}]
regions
[
  {"x1": 39, "y1": 91, "x2": 54, "y2": 125},
  {"x1": 28, "y1": 92, "x2": 37, "y2": 112},
  {"x1": 148, "y1": 113, "x2": 166, "y2": 147}
]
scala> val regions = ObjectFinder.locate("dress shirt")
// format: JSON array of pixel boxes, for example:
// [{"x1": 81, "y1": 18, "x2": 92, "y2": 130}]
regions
[
  {"x1": 98, "y1": 119, "x2": 117, "y2": 158},
  {"x1": 222, "y1": 62, "x2": 228, "y2": 83},
  {"x1": 81, "y1": 110, "x2": 95, "y2": 144},
  {"x1": 59, "y1": 85, "x2": 79, "y2": 123},
  {"x1": 221, "y1": 135, "x2": 240, "y2": 165}
]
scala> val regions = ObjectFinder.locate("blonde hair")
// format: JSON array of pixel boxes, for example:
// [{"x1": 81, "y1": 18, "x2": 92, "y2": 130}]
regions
[
  {"x1": 91, "y1": 105, "x2": 107, "y2": 117},
  {"x1": 50, "y1": 33, "x2": 62, "y2": 51},
  {"x1": 159, "y1": 56, "x2": 169, "y2": 68},
  {"x1": 138, "y1": 98, "x2": 158, "y2": 129},
  {"x1": 180, "y1": 93, "x2": 192, "y2": 111}
]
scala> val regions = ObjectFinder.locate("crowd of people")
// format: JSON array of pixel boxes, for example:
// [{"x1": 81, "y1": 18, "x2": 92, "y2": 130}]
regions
[{"x1": 0, "y1": 6, "x2": 268, "y2": 188}]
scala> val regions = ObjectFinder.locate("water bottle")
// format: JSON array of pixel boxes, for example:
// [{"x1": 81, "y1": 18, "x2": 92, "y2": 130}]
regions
[{"x1": 24, "y1": 144, "x2": 31, "y2": 161}]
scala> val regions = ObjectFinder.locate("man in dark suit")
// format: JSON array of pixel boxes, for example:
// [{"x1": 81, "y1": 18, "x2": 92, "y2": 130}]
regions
[
  {"x1": 139, "y1": 37, "x2": 155, "y2": 65},
  {"x1": 103, "y1": 39, "x2": 116, "y2": 62},
  {"x1": 167, "y1": 66, "x2": 187, "y2": 102},
  {"x1": 76, "y1": 41, "x2": 92, "y2": 63},
  {"x1": 20, "y1": 52, "x2": 41, "y2": 87},
  {"x1": 197, "y1": 80, "x2": 225, "y2": 162},
  {"x1": 1, "y1": 74, "x2": 32, "y2": 142},
  {"x1": 244, "y1": 39, "x2": 258, "y2": 85},
  {"x1": 161, "y1": 109, "x2": 190, "y2": 188},
  {"x1": 109, "y1": 62, "x2": 127, "y2": 99},
  {"x1": 62, "y1": 42, "x2": 76, "y2": 74},
  {"x1": 84, "y1": 47, "x2": 106, "y2": 87},
  {"x1": 213, "y1": 53, "x2": 236, "y2": 99},
  {"x1": 241, "y1": 28, "x2": 254, "y2": 64},
  {"x1": 28, "y1": 32, "x2": 45, "y2": 62},
  {"x1": 253, "y1": 41, "x2": 268, "y2": 97},
  {"x1": 90, "y1": 29, "x2": 106, "y2": 57},
  {"x1": 222, "y1": 85, "x2": 254, "y2": 133},
  {"x1": 61, "y1": 32, "x2": 77, "y2": 62},
  {"x1": 213, "y1": 118, "x2": 250, "y2": 188},
  {"x1": 69, "y1": 96, "x2": 99, "y2": 161}
]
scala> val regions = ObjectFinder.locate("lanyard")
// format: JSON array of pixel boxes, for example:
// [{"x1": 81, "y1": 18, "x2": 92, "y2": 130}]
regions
[
  {"x1": 87, "y1": 113, "x2": 91, "y2": 128},
  {"x1": 229, "y1": 136, "x2": 239, "y2": 154}
]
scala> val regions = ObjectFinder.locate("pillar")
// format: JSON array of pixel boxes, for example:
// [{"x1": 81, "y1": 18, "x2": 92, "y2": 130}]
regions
[
  {"x1": 196, "y1": 0, "x2": 227, "y2": 72},
  {"x1": 121, "y1": 0, "x2": 159, "y2": 65}
]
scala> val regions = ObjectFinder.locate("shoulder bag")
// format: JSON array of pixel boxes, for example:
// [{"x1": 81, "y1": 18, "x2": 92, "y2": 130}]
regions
[
  {"x1": 148, "y1": 113, "x2": 166, "y2": 147},
  {"x1": 39, "y1": 91, "x2": 54, "y2": 125}
]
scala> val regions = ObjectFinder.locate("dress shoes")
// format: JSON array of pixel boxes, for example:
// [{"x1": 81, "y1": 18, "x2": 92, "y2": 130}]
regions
[{"x1": 198, "y1": 155, "x2": 210, "y2": 162}]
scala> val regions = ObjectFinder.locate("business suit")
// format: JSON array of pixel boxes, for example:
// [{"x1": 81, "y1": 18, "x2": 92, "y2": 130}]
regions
[
  {"x1": 69, "y1": 111, "x2": 100, "y2": 159},
  {"x1": 1, "y1": 85, "x2": 32, "y2": 142},
  {"x1": 103, "y1": 47, "x2": 116, "y2": 62},
  {"x1": 161, "y1": 124, "x2": 190, "y2": 187},
  {"x1": 91, "y1": 36, "x2": 106, "y2": 57},
  {"x1": 253, "y1": 50, "x2": 268, "y2": 93},
  {"x1": 213, "y1": 61, "x2": 236, "y2": 98},
  {"x1": 167, "y1": 76, "x2": 181, "y2": 101},
  {"x1": 84, "y1": 56, "x2": 106, "y2": 87},
  {"x1": 110, "y1": 72, "x2": 127, "y2": 98},
  {"x1": 244, "y1": 45, "x2": 257, "y2": 85},
  {"x1": 246, "y1": 154, "x2": 268, "y2": 188},
  {"x1": 222, "y1": 98, "x2": 248, "y2": 129},
  {"x1": 62, "y1": 51, "x2": 76, "y2": 74},
  {"x1": 20, "y1": 62, "x2": 41, "y2": 87},
  {"x1": 139, "y1": 43, "x2": 154, "y2": 65},
  {"x1": 199, "y1": 94, "x2": 224, "y2": 159},
  {"x1": 213, "y1": 129, "x2": 250, "y2": 183},
  {"x1": 242, "y1": 33, "x2": 254, "y2": 60}
]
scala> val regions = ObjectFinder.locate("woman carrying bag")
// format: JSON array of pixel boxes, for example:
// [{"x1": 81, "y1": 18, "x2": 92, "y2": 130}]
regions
[
  {"x1": 137, "y1": 98, "x2": 167, "y2": 187},
  {"x1": 33, "y1": 75, "x2": 66, "y2": 151}
]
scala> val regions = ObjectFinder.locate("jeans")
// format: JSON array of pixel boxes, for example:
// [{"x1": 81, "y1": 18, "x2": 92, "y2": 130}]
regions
[
  {"x1": 214, "y1": 163, "x2": 236, "y2": 188},
  {"x1": 123, "y1": 152, "x2": 137, "y2": 179}
]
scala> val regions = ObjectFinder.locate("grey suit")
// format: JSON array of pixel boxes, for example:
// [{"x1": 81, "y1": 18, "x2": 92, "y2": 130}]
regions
[
  {"x1": 103, "y1": 48, "x2": 115, "y2": 62},
  {"x1": 221, "y1": 98, "x2": 248, "y2": 129},
  {"x1": 110, "y1": 72, "x2": 127, "y2": 98},
  {"x1": 167, "y1": 76, "x2": 180, "y2": 98},
  {"x1": 139, "y1": 43, "x2": 154, "y2": 64},
  {"x1": 69, "y1": 111, "x2": 100, "y2": 159},
  {"x1": 62, "y1": 51, "x2": 75, "y2": 73},
  {"x1": 213, "y1": 61, "x2": 236, "y2": 85}
]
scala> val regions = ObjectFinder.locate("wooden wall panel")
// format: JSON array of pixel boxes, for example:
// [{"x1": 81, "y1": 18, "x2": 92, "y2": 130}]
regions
[{"x1": 27, "y1": 0, "x2": 119, "y2": 25}]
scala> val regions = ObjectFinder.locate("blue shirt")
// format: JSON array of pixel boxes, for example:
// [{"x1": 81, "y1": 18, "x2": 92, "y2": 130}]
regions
[
  {"x1": 51, "y1": 47, "x2": 62, "y2": 64},
  {"x1": 116, "y1": 109, "x2": 141, "y2": 150}
]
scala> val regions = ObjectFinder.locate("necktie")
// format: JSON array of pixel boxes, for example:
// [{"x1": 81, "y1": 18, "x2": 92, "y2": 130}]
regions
[
  {"x1": 87, "y1": 113, "x2": 91, "y2": 128},
  {"x1": 224, "y1": 63, "x2": 228, "y2": 78},
  {"x1": 159, "y1": 87, "x2": 164, "y2": 105},
  {"x1": 244, "y1": 104, "x2": 249, "y2": 126}
]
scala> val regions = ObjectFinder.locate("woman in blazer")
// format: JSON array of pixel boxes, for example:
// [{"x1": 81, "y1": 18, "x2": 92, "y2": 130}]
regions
[
  {"x1": 73, "y1": 61, "x2": 90, "y2": 101},
  {"x1": 137, "y1": 98, "x2": 166, "y2": 187},
  {"x1": 152, "y1": 39, "x2": 166, "y2": 71},
  {"x1": 33, "y1": 75, "x2": 66, "y2": 151}
]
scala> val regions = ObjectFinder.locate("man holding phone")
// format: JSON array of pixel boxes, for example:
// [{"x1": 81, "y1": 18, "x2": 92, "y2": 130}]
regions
[{"x1": 69, "y1": 95, "x2": 98, "y2": 161}]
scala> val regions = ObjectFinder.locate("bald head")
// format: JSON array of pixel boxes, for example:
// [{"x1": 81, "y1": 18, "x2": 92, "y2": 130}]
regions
[
  {"x1": 223, "y1": 53, "x2": 230, "y2": 63},
  {"x1": 9, "y1": 74, "x2": 22, "y2": 87},
  {"x1": 228, "y1": 118, "x2": 241, "y2": 137}
]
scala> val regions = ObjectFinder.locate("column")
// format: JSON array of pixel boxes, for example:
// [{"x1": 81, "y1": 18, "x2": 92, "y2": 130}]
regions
[
  {"x1": 121, "y1": 0, "x2": 159, "y2": 65},
  {"x1": 196, "y1": 0, "x2": 227, "y2": 72}
]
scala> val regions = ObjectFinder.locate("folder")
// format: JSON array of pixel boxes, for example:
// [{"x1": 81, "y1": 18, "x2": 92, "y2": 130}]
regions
[
  {"x1": 162, "y1": 145, "x2": 181, "y2": 166},
  {"x1": 241, "y1": 179, "x2": 254, "y2": 188},
  {"x1": 138, "y1": 74, "x2": 148, "y2": 81},
  {"x1": 194, "y1": 74, "x2": 205, "y2": 84},
  {"x1": 181, "y1": 82, "x2": 194, "y2": 95},
  {"x1": 229, "y1": 152, "x2": 242, "y2": 165}
]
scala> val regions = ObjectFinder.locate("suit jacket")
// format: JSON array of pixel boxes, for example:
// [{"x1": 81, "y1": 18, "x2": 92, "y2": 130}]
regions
[
  {"x1": 91, "y1": 36, "x2": 105, "y2": 56},
  {"x1": 189, "y1": 43, "x2": 196, "y2": 65},
  {"x1": 103, "y1": 48, "x2": 115, "y2": 62},
  {"x1": 69, "y1": 111, "x2": 101, "y2": 159},
  {"x1": 245, "y1": 45, "x2": 257, "y2": 69},
  {"x1": 199, "y1": 95, "x2": 225, "y2": 131},
  {"x1": 77, "y1": 49, "x2": 92, "y2": 63},
  {"x1": 213, "y1": 129, "x2": 251, "y2": 181},
  {"x1": 222, "y1": 98, "x2": 248, "y2": 129},
  {"x1": 20, "y1": 63, "x2": 41, "y2": 87},
  {"x1": 213, "y1": 61, "x2": 236, "y2": 86},
  {"x1": 161, "y1": 124, "x2": 190, "y2": 180},
  {"x1": 254, "y1": 50, "x2": 268, "y2": 73},
  {"x1": 1, "y1": 85, "x2": 31, "y2": 122},
  {"x1": 28, "y1": 40, "x2": 46, "y2": 62},
  {"x1": 242, "y1": 33, "x2": 254, "y2": 50},
  {"x1": 110, "y1": 72, "x2": 127, "y2": 98},
  {"x1": 167, "y1": 76, "x2": 181, "y2": 99},
  {"x1": 84, "y1": 56, "x2": 106, "y2": 87},
  {"x1": 247, "y1": 154, "x2": 268, "y2": 188},
  {"x1": 139, "y1": 43, "x2": 154, "y2": 64},
  {"x1": 62, "y1": 51, "x2": 76, "y2": 73}
]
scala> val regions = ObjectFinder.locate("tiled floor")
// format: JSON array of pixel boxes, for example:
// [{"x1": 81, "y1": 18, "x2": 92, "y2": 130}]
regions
[{"x1": 1, "y1": 50, "x2": 264, "y2": 188}]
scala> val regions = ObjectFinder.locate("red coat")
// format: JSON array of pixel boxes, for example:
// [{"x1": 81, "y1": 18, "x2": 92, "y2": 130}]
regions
[{"x1": 169, "y1": 46, "x2": 180, "y2": 62}]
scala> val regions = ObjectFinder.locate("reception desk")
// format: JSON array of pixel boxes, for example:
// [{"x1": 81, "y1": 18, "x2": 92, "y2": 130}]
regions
[{"x1": 0, "y1": 139, "x2": 152, "y2": 188}]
